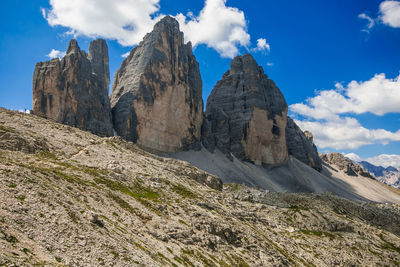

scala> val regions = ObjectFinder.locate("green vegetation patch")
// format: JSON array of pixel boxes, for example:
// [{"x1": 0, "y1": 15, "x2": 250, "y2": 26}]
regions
[
  {"x1": 379, "y1": 234, "x2": 400, "y2": 253},
  {"x1": 0, "y1": 124, "x2": 16, "y2": 133},
  {"x1": 300, "y1": 230, "x2": 336, "y2": 239},
  {"x1": 16, "y1": 195, "x2": 25, "y2": 203},
  {"x1": 1, "y1": 230, "x2": 18, "y2": 244},
  {"x1": 171, "y1": 183, "x2": 196, "y2": 199},
  {"x1": 95, "y1": 177, "x2": 160, "y2": 202},
  {"x1": 108, "y1": 192, "x2": 137, "y2": 215}
]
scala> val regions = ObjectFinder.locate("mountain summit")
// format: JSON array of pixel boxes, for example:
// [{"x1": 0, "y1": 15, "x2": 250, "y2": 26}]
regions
[
  {"x1": 32, "y1": 39, "x2": 113, "y2": 137},
  {"x1": 110, "y1": 16, "x2": 203, "y2": 152}
]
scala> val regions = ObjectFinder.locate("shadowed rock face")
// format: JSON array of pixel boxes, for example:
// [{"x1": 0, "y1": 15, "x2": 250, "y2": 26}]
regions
[
  {"x1": 110, "y1": 16, "x2": 203, "y2": 152},
  {"x1": 286, "y1": 117, "x2": 322, "y2": 171},
  {"x1": 202, "y1": 54, "x2": 288, "y2": 165},
  {"x1": 32, "y1": 39, "x2": 113, "y2": 136}
]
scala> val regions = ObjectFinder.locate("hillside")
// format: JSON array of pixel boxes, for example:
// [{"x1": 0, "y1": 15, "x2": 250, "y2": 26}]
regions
[
  {"x1": 172, "y1": 150, "x2": 400, "y2": 203},
  {"x1": 1, "y1": 108, "x2": 400, "y2": 266}
]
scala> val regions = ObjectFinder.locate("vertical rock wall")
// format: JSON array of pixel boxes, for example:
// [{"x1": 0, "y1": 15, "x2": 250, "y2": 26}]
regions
[
  {"x1": 110, "y1": 16, "x2": 203, "y2": 152},
  {"x1": 32, "y1": 39, "x2": 113, "y2": 136}
]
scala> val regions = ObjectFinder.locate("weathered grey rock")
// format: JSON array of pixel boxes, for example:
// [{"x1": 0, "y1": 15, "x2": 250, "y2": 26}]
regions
[
  {"x1": 32, "y1": 39, "x2": 113, "y2": 137},
  {"x1": 321, "y1": 153, "x2": 373, "y2": 178},
  {"x1": 110, "y1": 16, "x2": 203, "y2": 152},
  {"x1": 286, "y1": 117, "x2": 322, "y2": 171},
  {"x1": 202, "y1": 53, "x2": 288, "y2": 165}
]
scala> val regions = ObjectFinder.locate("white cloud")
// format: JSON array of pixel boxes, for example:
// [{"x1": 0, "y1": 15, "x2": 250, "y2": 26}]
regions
[
  {"x1": 266, "y1": 62, "x2": 274, "y2": 67},
  {"x1": 251, "y1": 38, "x2": 270, "y2": 52},
  {"x1": 121, "y1": 52, "x2": 130, "y2": 58},
  {"x1": 42, "y1": 0, "x2": 253, "y2": 58},
  {"x1": 176, "y1": 0, "x2": 250, "y2": 58},
  {"x1": 291, "y1": 73, "x2": 400, "y2": 120},
  {"x1": 295, "y1": 117, "x2": 400, "y2": 150},
  {"x1": 345, "y1": 153, "x2": 362, "y2": 162},
  {"x1": 47, "y1": 49, "x2": 65, "y2": 59},
  {"x1": 42, "y1": 0, "x2": 162, "y2": 46},
  {"x1": 358, "y1": 13, "x2": 375, "y2": 32},
  {"x1": 290, "y1": 73, "x2": 400, "y2": 150},
  {"x1": 366, "y1": 154, "x2": 400, "y2": 168},
  {"x1": 380, "y1": 0, "x2": 400, "y2": 28}
]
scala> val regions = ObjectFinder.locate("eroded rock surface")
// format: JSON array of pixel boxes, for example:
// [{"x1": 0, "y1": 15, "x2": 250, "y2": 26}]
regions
[
  {"x1": 321, "y1": 153, "x2": 373, "y2": 178},
  {"x1": 286, "y1": 117, "x2": 322, "y2": 171},
  {"x1": 32, "y1": 39, "x2": 113, "y2": 136},
  {"x1": 203, "y1": 54, "x2": 288, "y2": 165},
  {"x1": 110, "y1": 16, "x2": 203, "y2": 152}
]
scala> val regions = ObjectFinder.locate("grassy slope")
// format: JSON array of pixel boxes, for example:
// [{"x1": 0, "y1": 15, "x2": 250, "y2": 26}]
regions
[{"x1": 0, "y1": 109, "x2": 399, "y2": 266}]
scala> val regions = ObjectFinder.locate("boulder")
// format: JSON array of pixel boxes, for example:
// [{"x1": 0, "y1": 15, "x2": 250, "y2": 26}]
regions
[
  {"x1": 203, "y1": 54, "x2": 288, "y2": 165},
  {"x1": 110, "y1": 16, "x2": 203, "y2": 152},
  {"x1": 32, "y1": 39, "x2": 113, "y2": 136},
  {"x1": 286, "y1": 117, "x2": 322, "y2": 171}
]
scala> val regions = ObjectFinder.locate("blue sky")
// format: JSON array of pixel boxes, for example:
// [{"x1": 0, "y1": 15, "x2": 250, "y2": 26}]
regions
[{"x1": 1, "y1": 0, "x2": 400, "y2": 167}]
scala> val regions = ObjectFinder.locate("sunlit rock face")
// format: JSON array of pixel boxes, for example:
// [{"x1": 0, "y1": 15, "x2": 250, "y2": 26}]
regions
[
  {"x1": 110, "y1": 16, "x2": 203, "y2": 152},
  {"x1": 203, "y1": 53, "x2": 288, "y2": 165}
]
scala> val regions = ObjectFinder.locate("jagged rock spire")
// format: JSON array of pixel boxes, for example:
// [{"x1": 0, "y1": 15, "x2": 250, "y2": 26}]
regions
[
  {"x1": 32, "y1": 39, "x2": 113, "y2": 136},
  {"x1": 110, "y1": 16, "x2": 203, "y2": 152}
]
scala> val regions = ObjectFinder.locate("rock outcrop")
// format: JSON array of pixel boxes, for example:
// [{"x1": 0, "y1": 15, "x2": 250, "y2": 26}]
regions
[
  {"x1": 110, "y1": 16, "x2": 203, "y2": 152},
  {"x1": 286, "y1": 117, "x2": 322, "y2": 171},
  {"x1": 202, "y1": 54, "x2": 288, "y2": 165},
  {"x1": 321, "y1": 153, "x2": 373, "y2": 178},
  {"x1": 32, "y1": 39, "x2": 113, "y2": 137}
]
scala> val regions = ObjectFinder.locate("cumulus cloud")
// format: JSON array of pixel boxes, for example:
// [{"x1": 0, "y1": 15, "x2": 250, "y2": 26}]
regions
[
  {"x1": 42, "y1": 0, "x2": 162, "y2": 46},
  {"x1": 380, "y1": 0, "x2": 400, "y2": 28},
  {"x1": 291, "y1": 73, "x2": 400, "y2": 120},
  {"x1": 47, "y1": 49, "x2": 65, "y2": 59},
  {"x1": 290, "y1": 73, "x2": 400, "y2": 150},
  {"x1": 294, "y1": 117, "x2": 400, "y2": 150},
  {"x1": 42, "y1": 0, "x2": 253, "y2": 58},
  {"x1": 366, "y1": 154, "x2": 400, "y2": 168},
  {"x1": 176, "y1": 0, "x2": 250, "y2": 58},
  {"x1": 251, "y1": 38, "x2": 270, "y2": 52}
]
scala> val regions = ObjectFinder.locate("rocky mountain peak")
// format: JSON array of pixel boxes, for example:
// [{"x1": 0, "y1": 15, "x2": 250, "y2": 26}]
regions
[
  {"x1": 230, "y1": 53, "x2": 265, "y2": 77},
  {"x1": 66, "y1": 39, "x2": 80, "y2": 54},
  {"x1": 32, "y1": 39, "x2": 113, "y2": 136},
  {"x1": 110, "y1": 16, "x2": 203, "y2": 152},
  {"x1": 154, "y1": 15, "x2": 180, "y2": 32},
  {"x1": 88, "y1": 39, "x2": 110, "y2": 87},
  {"x1": 202, "y1": 53, "x2": 288, "y2": 165}
]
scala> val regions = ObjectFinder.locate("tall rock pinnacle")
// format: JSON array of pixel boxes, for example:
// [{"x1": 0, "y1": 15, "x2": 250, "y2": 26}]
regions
[
  {"x1": 203, "y1": 54, "x2": 288, "y2": 165},
  {"x1": 286, "y1": 117, "x2": 322, "y2": 171},
  {"x1": 110, "y1": 16, "x2": 203, "y2": 152},
  {"x1": 32, "y1": 39, "x2": 113, "y2": 136}
]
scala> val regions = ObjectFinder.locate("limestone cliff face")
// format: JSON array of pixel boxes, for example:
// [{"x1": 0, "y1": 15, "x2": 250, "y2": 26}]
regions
[
  {"x1": 203, "y1": 54, "x2": 288, "y2": 165},
  {"x1": 32, "y1": 39, "x2": 113, "y2": 136},
  {"x1": 110, "y1": 16, "x2": 203, "y2": 152},
  {"x1": 286, "y1": 117, "x2": 322, "y2": 171}
]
